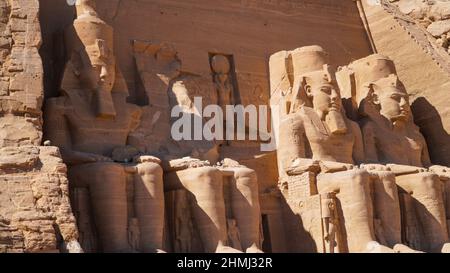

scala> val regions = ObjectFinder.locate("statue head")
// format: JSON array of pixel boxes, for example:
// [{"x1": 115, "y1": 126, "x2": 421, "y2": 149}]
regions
[
  {"x1": 301, "y1": 66, "x2": 342, "y2": 118},
  {"x1": 350, "y1": 54, "x2": 411, "y2": 124},
  {"x1": 64, "y1": 1, "x2": 117, "y2": 118},
  {"x1": 290, "y1": 46, "x2": 347, "y2": 134},
  {"x1": 370, "y1": 74, "x2": 411, "y2": 123}
]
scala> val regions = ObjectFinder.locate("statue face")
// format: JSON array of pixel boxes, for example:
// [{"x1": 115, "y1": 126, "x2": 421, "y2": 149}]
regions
[
  {"x1": 78, "y1": 40, "x2": 116, "y2": 94},
  {"x1": 373, "y1": 76, "x2": 411, "y2": 122},
  {"x1": 306, "y1": 75, "x2": 342, "y2": 117},
  {"x1": 377, "y1": 88, "x2": 410, "y2": 122}
]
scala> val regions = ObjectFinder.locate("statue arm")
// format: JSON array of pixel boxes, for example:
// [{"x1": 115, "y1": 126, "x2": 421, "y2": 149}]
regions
[
  {"x1": 44, "y1": 98, "x2": 72, "y2": 151},
  {"x1": 386, "y1": 164, "x2": 427, "y2": 175},
  {"x1": 351, "y1": 121, "x2": 365, "y2": 164},
  {"x1": 361, "y1": 123, "x2": 379, "y2": 163},
  {"x1": 279, "y1": 116, "x2": 353, "y2": 174},
  {"x1": 44, "y1": 98, "x2": 111, "y2": 165},
  {"x1": 420, "y1": 136, "x2": 432, "y2": 168},
  {"x1": 278, "y1": 116, "x2": 309, "y2": 174}
]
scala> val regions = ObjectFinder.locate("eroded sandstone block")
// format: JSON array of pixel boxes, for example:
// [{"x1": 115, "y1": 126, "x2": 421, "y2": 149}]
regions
[
  {"x1": 0, "y1": 0, "x2": 43, "y2": 147},
  {"x1": 0, "y1": 146, "x2": 78, "y2": 253}
]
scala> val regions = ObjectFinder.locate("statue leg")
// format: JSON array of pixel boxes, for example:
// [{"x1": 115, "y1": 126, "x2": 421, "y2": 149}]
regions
[
  {"x1": 69, "y1": 163, "x2": 129, "y2": 252},
  {"x1": 317, "y1": 169, "x2": 376, "y2": 252},
  {"x1": 396, "y1": 172, "x2": 449, "y2": 252},
  {"x1": 229, "y1": 167, "x2": 261, "y2": 251},
  {"x1": 174, "y1": 166, "x2": 228, "y2": 253},
  {"x1": 134, "y1": 162, "x2": 164, "y2": 252},
  {"x1": 370, "y1": 171, "x2": 402, "y2": 247}
]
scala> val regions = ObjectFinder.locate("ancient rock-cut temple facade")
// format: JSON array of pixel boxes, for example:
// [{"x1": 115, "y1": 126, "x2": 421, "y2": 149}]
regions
[{"x1": 0, "y1": 0, "x2": 449, "y2": 253}]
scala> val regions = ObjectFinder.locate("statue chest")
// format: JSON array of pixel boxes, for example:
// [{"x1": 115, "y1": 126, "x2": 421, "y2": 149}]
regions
[
  {"x1": 63, "y1": 91, "x2": 139, "y2": 154},
  {"x1": 303, "y1": 118, "x2": 354, "y2": 161},
  {"x1": 375, "y1": 130, "x2": 423, "y2": 165}
]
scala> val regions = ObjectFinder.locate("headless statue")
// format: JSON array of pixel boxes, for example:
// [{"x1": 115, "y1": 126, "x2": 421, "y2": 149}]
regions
[
  {"x1": 132, "y1": 43, "x2": 262, "y2": 253},
  {"x1": 44, "y1": 0, "x2": 164, "y2": 252}
]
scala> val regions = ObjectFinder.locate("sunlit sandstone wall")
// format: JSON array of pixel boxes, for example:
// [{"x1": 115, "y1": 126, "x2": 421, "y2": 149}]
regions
[{"x1": 0, "y1": 0, "x2": 77, "y2": 253}]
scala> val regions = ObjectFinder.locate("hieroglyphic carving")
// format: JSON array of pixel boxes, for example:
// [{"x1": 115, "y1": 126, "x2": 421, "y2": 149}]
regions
[{"x1": 210, "y1": 54, "x2": 235, "y2": 112}]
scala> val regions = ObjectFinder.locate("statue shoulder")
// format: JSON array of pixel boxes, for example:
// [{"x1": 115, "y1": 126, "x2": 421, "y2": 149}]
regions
[
  {"x1": 359, "y1": 118, "x2": 376, "y2": 133},
  {"x1": 408, "y1": 122, "x2": 427, "y2": 143}
]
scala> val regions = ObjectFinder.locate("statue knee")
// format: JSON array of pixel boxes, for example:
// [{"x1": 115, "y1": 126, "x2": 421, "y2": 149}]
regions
[
  {"x1": 412, "y1": 172, "x2": 442, "y2": 195},
  {"x1": 136, "y1": 162, "x2": 163, "y2": 179},
  {"x1": 91, "y1": 162, "x2": 126, "y2": 185},
  {"x1": 233, "y1": 167, "x2": 258, "y2": 187},
  {"x1": 348, "y1": 169, "x2": 370, "y2": 187},
  {"x1": 187, "y1": 166, "x2": 223, "y2": 191},
  {"x1": 374, "y1": 171, "x2": 397, "y2": 189}
]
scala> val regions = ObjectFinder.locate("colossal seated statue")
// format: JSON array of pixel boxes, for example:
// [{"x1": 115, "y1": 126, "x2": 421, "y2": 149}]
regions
[
  {"x1": 44, "y1": 0, "x2": 164, "y2": 253},
  {"x1": 338, "y1": 54, "x2": 450, "y2": 252},
  {"x1": 271, "y1": 46, "x2": 410, "y2": 252},
  {"x1": 132, "y1": 42, "x2": 262, "y2": 253},
  {"x1": 272, "y1": 46, "x2": 382, "y2": 252}
]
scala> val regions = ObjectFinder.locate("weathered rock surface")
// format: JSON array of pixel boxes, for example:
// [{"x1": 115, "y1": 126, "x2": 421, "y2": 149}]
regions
[
  {"x1": 362, "y1": 0, "x2": 450, "y2": 166},
  {"x1": 391, "y1": 0, "x2": 450, "y2": 52},
  {"x1": 427, "y1": 20, "x2": 450, "y2": 37},
  {"x1": 0, "y1": 146, "x2": 78, "y2": 253},
  {"x1": 0, "y1": 0, "x2": 78, "y2": 253},
  {"x1": 0, "y1": 0, "x2": 43, "y2": 148}
]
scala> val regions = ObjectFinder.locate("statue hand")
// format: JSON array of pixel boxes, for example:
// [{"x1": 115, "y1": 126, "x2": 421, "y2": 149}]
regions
[
  {"x1": 286, "y1": 158, "x2": 321, "y2": 175},
  {"x1": 164, "y1": 157, "x2": 210, "y2": 172},
  {"x1": 319, "y1": 161, "x2": 354, "y2": 173},
  {"x1": 429, "y1": 165, "x2": 450, "y2": 179},
  {"x1": 360, "y1": 163, "x2": 391, "y2": 172},
  {"x1": 134, "y1": 155, "x2": 161, "y2": 164},
  {"x1": 87, "y1": 153, "x2": 113, "y2": 163},
  {"x1": 386, "y1": 164, "x2": 427, "y2": 175},
  {"x1": 62, "y1": 150, "x2": 112, "y2": 165}
]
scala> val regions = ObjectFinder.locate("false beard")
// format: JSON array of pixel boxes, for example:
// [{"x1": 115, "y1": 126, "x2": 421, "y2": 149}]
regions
[{"x1": 325, "y1": 110, "x2": 348, "y2": 135}]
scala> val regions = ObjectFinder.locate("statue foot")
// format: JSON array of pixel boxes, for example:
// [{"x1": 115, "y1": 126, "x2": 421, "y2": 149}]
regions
[
  {"x1": 215, "y1": 245, "x2": 243, "y2": 253},
  {"x1": 441, "y1": 243, "x2": 450, "y2": 253},
  {"x1": 156, "y1": 248, "x2": 167, "y2": 253},
  {"x1": 245, "y1": 243, "x2": 264, "y2": 253},
  {"x1": 363, "y1": 241, "x2": 395, "y2": 253},
  {"x1": 393, "y1": 244, "x2": 424, "y2": 253}
]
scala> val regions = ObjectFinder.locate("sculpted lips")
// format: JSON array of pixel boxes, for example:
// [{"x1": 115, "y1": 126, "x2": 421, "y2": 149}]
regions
[{"x1": 329, "y1": 102, "x2": 340, "y2": 111}]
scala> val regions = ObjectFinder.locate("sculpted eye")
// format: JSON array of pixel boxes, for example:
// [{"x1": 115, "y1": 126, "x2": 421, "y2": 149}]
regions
[
  {"x1": 390, "y1": 94, "x2": 400, "y2": 101},
  {"x1": 320, "y1": 87, "x2": 331, "y2": 95}
]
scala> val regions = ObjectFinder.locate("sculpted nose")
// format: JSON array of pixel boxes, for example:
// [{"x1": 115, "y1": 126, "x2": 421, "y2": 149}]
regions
[
  {"x1": 100, "y1": 66, "x2": 108, "y2": 80},
  {"x1": 399, "y1": 97, "x2": 407, "y2": 107},
  {"x1": 330, "y1": 89, "x2": 338, "y2": 100}
]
